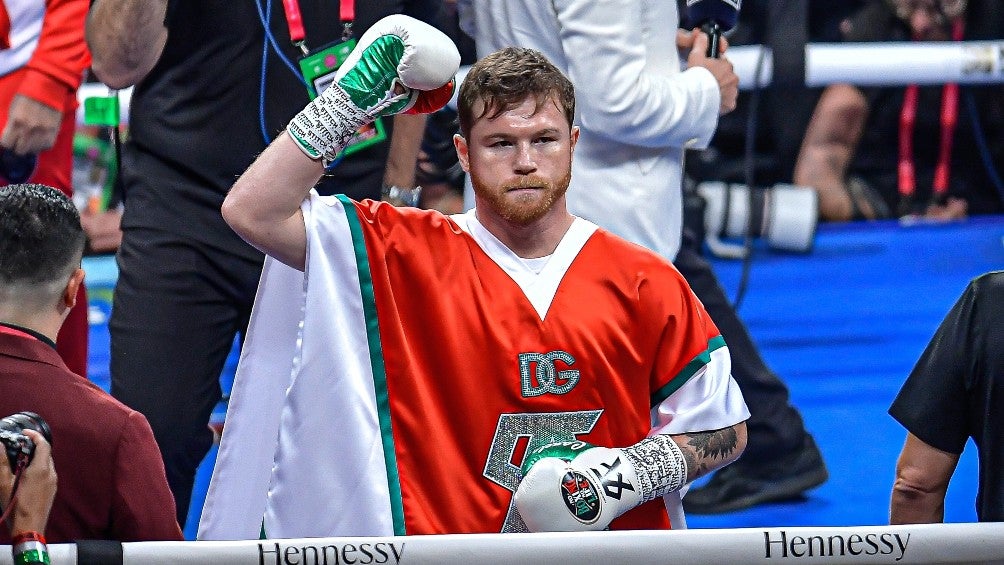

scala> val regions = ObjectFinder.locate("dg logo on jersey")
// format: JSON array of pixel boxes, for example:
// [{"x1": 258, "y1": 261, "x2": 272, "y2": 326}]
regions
[{"x1": 519, "y1": 351, "x2": 580, "y2": 397}]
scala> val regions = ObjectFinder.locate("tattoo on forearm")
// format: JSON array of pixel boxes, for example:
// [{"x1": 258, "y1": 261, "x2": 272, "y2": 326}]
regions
[{"x1": 680, "y1": 427, "x2": 739, "y2": 480}]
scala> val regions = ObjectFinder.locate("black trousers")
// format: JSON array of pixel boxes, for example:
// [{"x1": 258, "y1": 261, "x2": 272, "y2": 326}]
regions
[
  {"x1": 674, "y1": 228, "x2": 807, "y2": 462},
  {"x1": 109, "y1": 227, "x2": 263, "y2": 527}
]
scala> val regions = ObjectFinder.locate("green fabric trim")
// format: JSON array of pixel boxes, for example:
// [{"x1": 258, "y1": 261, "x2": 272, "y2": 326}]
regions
[
  {"x1": 337, "y1": 195, "x2": 407, "y2": 535},
  {"x1": 650, "y1": 335, "x2": 728, "y2": 408}
]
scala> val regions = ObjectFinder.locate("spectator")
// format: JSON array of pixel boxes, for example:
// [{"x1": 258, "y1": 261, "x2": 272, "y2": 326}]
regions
[
  {"x1": 199, "y1": 27, "x2": 748, "y2": 538},
  {"x1": 459, "y1": 0, "x2": 828, "y2": 515},
  {"x1": 794, "y1": 0, "x2": 1004, "y2": 222},
  {"x1": 0, "y1": 0, "x2": 91, "y2": 378},
  {"x1": 0, "y1": 183, "x2": 182, "y2": 542},
  {"x1": 889, "y1": 271, "x2": 1004, "y2": 523},
  {"x1": 85, "y1": 0, "x2": 446, "y2": 527}
]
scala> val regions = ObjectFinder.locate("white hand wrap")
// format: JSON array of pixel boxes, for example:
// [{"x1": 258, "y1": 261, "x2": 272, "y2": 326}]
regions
[
  {"x1": 287, "y1": 89, "x2": 378, "y2": 164},
  {"x1": 621, "y1": 434, "x2": 689, "y2": 501}
]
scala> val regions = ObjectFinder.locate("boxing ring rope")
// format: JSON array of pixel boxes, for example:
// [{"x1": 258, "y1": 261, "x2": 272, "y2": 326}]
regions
[
  {"x1": 729, "y1": 41, "x2": 1004, "y2": 88},
  {"x1": 2, "y1": 523, "x2": 1003, "y2": 564}
]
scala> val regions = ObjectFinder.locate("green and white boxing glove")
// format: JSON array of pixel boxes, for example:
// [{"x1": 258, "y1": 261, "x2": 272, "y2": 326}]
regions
[
  {"x1": 287, "y1": 14, "x2": 461, "y2": 165},
  {"x1": 514, "y1": 436, "x2": 688, "y2": 532}
]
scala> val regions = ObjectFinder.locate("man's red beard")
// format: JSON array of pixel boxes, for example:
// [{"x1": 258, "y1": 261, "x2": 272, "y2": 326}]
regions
[{"x1": 471, "y1": 168, "x2": 572, "y2": 225}]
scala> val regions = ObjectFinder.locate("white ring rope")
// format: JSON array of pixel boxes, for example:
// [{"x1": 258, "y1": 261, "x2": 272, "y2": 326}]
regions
[
  {"x1": 731, "y1": 41, "x2": 1004, "y2": 88},
  {"x1": 3, "y1": 523, "x2": 1004, "y2": 565}
]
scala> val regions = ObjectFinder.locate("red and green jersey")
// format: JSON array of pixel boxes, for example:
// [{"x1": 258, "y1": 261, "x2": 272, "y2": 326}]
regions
[{"x1": 200, "y1": 196, "x2": 747, "y2": 540}]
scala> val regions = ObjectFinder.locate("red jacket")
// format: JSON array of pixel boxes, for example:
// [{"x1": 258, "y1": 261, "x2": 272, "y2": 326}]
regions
[
  {"x1": 0, "y1": 327, "x2": 182, "y2": 542},
  {"x1": 0, "y1": 3, "x2": 9, "y2": 50},
  {"x1": 0, "y1": 0, "x2": 91, "y2": 112}
]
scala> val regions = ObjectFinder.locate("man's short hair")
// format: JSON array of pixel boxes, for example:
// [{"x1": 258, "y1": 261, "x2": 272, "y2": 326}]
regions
[
  {"x1": 0, "y1": 183, "x2": 85, "y2": 287},
  {"x1": 457, "y1": 47, "x2": 575, "y2": 138}
]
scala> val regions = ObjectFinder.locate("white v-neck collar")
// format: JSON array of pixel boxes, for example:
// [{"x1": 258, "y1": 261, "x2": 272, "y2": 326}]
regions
[{"x1": 451, "y1": 209, "x2": 598, "y2": 320}]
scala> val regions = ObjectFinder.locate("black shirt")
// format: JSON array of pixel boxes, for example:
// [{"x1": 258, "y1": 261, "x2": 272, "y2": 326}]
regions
[
  {"x1": 121, "y1": 0, "x2": 444, "y2": 260},
  {"x1": 889, "y1": 271, "x2": 1004, "y2": 522}
]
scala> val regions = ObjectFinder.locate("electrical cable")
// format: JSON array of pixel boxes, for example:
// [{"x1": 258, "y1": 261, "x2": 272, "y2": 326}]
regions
[
  {"x1": 257, "y1": 0, "x2": 272, "y2": 145},
  {"x1": 110, "y1": 124, "x2": 124, "y2": 205},
  {"x1": 731, "y1": 43, "x2": 767, "y2": 311},
  {"x1": 255, "y1": 0, "x2": 306, "y2": 145},
  {"x1": 963, "y1": 87, "x2": 1004, "y2": 205},
  {"x1": 254, "y1": 0, "x2": 341, "y2": 167},
  {"x1": 255, "y1": 0, "x2": 309, "y2": 86}
]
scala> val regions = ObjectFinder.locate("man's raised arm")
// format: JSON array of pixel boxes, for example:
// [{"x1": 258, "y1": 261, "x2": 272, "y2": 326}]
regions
[{"x1": 220, "y1": 15, "x2": 460, "y2": 271}]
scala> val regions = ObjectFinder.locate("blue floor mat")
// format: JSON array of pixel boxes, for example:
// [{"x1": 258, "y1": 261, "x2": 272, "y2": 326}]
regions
[{"x1": 687, "y1": 215, "x2": 1003, "y2": 529}]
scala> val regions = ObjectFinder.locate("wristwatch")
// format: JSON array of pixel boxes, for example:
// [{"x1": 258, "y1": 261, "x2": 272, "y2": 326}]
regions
[{"x1": 381, "y1": 184, "x2": 422, "y2": 207}]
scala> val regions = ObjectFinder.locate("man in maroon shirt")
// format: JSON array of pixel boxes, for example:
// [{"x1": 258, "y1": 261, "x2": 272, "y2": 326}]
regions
[{"x1": 0, "y1": 183, "x2": 182, "y2": 542}]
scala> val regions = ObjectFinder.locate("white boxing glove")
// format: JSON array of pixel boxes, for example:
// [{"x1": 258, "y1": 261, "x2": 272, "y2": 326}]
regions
[
  {"x1": 515, "y1": 437, "x2": 688, "y2": 532},
  {"x1": 287, "y1": 14, "x2": 461, "y2": 164}
]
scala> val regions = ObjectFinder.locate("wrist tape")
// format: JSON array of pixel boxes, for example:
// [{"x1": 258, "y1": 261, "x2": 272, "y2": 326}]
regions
[
  {"x1": 287, "y1": 84, "x2": 405, "y2": 166},
  {"x1": 621, "y1": 434, "x2": 688, "y2": 502}
]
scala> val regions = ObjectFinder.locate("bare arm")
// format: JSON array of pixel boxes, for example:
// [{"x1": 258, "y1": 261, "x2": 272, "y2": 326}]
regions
[
  {"x1": 890, "y1": 433, "x2": 960, "y2": 524},
  {"x1": 383, "y1": 113, "x2": 428, "y2": 189},
  {"x1": 672, "y1": 420, "x2": 747, "y2": 482},
  {"x1": 793, "y1": 84, "x2": 869, "y2": 221},
  {"x1": 86, "y1": 0, "x2": 169, "y2": 89},
  {"x1": 221, "y1": 133, "x2": 324, "y2": 271}
]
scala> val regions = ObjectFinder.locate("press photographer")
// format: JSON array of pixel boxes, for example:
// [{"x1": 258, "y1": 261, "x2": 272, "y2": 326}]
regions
[{"x1": 0, "y1": 183, "x2": 182, "y2": 542}]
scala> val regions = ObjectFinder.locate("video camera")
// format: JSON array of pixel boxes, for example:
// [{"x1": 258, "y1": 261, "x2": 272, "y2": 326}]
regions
[{"x1": 687, "y1": 180, "x2": 819, "y2": 259}]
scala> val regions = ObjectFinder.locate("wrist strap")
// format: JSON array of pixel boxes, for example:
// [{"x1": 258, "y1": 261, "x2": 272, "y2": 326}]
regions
[
  {"x1": 621, "y1": 435, "x2": 688, "y2": 502},
  {"x1": 12, "y1": 531, "x2": 49, "y2": 565}
]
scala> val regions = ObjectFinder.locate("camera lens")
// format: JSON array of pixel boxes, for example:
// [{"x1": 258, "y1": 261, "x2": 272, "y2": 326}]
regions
[
  {"x1": 0, "y1": 148, "x2": 38, "y2": 184},
  {"x1": 0, "y1": 412, "x2": 52, "y2": 473}
]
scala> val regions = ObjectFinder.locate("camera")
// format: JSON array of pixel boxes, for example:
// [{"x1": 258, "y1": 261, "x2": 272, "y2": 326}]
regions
[
  {"x1": 0, "y1": 148, "x2": 38, "y2": 184},
  {"x1": 695, "y1": 181, "x2": 819, "y2": 259},
  {"x1": 0, "y1": 412, "x2": 52, "y2": 473}
]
